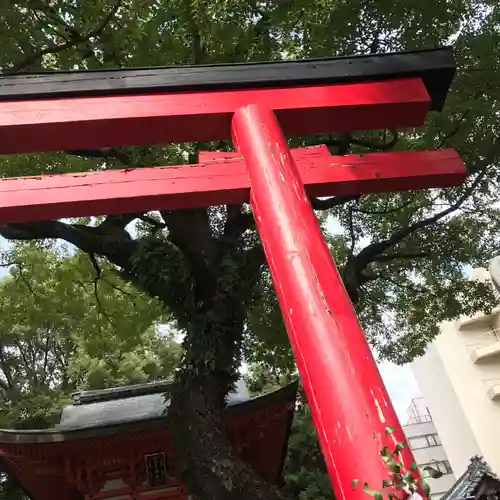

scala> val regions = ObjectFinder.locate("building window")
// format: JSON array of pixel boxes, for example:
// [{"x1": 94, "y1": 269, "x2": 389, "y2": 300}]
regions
[
  {"x1": 408, "y1": 433, "x2": 441, "y2": 449},
  {"x1": 420, "y1": 460, "x2": 453, "y2": 476}
]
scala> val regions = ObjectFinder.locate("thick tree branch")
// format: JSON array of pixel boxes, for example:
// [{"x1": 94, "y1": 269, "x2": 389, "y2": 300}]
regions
[
  {"x1": 351, "y1": 130, "x2": 399, "y2": 151},
  {"x1": 324, "y1": 130, "x2": 398, "y2": 154},
  {"x1": 66, "y1": 147, "x2": 131, "y2": 165},
  {"x1": 137, "y1": 215, "x2": 167, "y2": 235},
  {"x1": 310, "y1": 195, "x2": 358, "y2": 210},
  {"x1": 98, "y1": 213, "x2": 138, "y2": 233},
  {"x1": 160, "y1": 208, "x2": 219, "y2": 300},
  {"x1": 355, "y1": 171, "x2": 487, "y2": 266},
  {"x1": 342, "y1": 136, "x2": 500, "y2": 302},
  {"x1": 6, "y1": 0, "x2": 122, "y2": 73},
  {"x1": 221, "y1": 205, "x2": 254, "y2": 243},
  {"x1": 347, "y1": 205, "x2": 356, "y2": 251},
  {"x1": 357, "y1": 134, "x2": 500, "y2": 265},
  {"x1": 0, "y1": 220, "x2": 138, "y2": 271},
  {"x1": 373, "y1": 253, "x2": 430, "y2": 262}
]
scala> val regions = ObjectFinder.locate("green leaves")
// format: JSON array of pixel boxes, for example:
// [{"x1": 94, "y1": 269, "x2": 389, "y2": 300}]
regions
[
  {"x1": 421, "y1": 479, "x2": 431, "y2": 498},
  {"x1": 0, "y1": 0, "x2": 499, "y2": 498},
  {"x1": 422, "y1": 466, "x2": 444, "y2": 479},
  {"x1": 364, "y1": 482, "x2": 384, "y2": 500},
  {"x1": 395, "y1": 442, "x2": 406, "y2": 452},
  {"x1": 352, "y1": 438, "x2": 440, "y2": 500},
  {"x1": 0, "y1": 241, "x2": 180, "y2": 427}
]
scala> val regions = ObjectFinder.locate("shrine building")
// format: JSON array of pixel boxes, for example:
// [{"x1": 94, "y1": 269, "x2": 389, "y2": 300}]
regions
[{"x1": 0, "y1": 380, "x2": 297, "y2": 500}]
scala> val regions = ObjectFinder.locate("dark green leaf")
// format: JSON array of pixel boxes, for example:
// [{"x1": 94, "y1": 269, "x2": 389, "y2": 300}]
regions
[
  {"x1": 421, "y1": 479, "x2": 431, "y2": 498},
  {"x1": 423, "y1": 466, "x2": 444, "y2": 479},
  {"x1": 395, "y1": 441, "x2": 406, "y2": 452},
  {"x1": 364, "y1": 483, "x2": 382, "y2": 497}
]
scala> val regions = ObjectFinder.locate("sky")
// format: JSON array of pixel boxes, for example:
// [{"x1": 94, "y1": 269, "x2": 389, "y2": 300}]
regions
[{"x1": 379, "y1": 361, "x2": 419, "y2": 421}]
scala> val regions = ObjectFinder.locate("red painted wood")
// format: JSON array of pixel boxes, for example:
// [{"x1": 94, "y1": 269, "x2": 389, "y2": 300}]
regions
[
  {"x1": 200, "y1": 147, "x2": 466, "y2": 199},
  {"x1": 0, "y1": 78, "x2": 430, "y2": 154},
  {"x1": 232, "y1": 105, "x2": 423, "y2": 500},
  {"x1": 0, "y1": 398, "x2": 291, "y2": 500},
  {"x1": 197, "y1": 144, "x2": 332, "y2": 163},
  {"x1": 0, "y1": 148, "x2": 465, "y2": 223}
]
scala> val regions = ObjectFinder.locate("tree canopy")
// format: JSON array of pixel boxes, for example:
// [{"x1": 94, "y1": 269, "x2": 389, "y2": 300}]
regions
[
  {"x1": 0, "y1": 240, "x2": 182, "y2": 498},
  {"x1": 0, "y1": 1, "x2": 499, "y2": 499},
  {"x1": 0, "y1": 241, "x2": 180, "y2": 427}
]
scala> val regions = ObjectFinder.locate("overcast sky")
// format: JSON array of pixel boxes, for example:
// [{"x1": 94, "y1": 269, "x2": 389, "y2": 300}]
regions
[{"x1": 380, "y1": 362, "x2": 420, "y2": 421}]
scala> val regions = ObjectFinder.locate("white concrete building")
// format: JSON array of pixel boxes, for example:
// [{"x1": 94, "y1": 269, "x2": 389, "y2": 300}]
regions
[
  {"x1": 411, "y1": 268, "x2": 500, "y2": 477},
  {"x1": 402, "y1": 397, "x2": 456, "y2": 499},
  {"x1": 406, "y1": 395, "x2": 432, "y2": 423}
]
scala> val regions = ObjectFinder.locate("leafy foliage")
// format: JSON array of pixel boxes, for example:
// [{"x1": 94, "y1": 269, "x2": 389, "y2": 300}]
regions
[
  {"x1": 0, "y1": 241, "x2": 180, "y2": 430},
  {"x1": 0, "y1": 241, "x2": 181, "y2": 499},
  {"x1": 353, "y1": 426, "x2": 443, "y2": 500},
  {"x1": 0, "y1": 0, "x2": 498, "y2": 499}
]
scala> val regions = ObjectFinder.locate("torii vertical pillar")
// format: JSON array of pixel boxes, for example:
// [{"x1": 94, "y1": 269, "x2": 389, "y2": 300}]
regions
[
  {"x1": 233, "y1": 104, "x2": 415, "y2": 500},
  {"x1": 0, "y1": 47, "x2": 461, "y2": 500}
]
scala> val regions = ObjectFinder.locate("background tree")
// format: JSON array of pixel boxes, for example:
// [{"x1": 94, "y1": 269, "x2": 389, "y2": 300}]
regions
[
  {"x1": 0, "y1": 240, "x2": 182, "y2": 498},
  {"x1": 0, "y1": 1, "x2": 498, "y2": 499},
  {"x1": 0, "y1": 240, "x2": 181, "y2": 428}
]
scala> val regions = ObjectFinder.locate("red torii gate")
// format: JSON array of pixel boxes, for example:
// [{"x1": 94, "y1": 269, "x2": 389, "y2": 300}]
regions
[{"x1": 0, "y1": 48, "x2": 465, "y2": 500}]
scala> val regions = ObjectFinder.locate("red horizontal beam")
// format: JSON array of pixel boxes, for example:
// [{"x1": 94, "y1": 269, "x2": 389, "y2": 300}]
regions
[
  {"x1": 0, "y1": 147, "x2": 466, "y2": 224},
  {"x1": 0, "y1": 78, "x2": 430, "y2": 155}
]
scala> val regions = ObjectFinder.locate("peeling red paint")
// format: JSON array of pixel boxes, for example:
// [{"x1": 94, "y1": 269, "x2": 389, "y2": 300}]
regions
[
  {"x1": 232, "y1": 104, "x2": 426, "y2": 500},
  {"x1": 0, "y1": 73, "x2": 463, "y2": 500},
  {"x1": 0, "y1": 78, "x2": 430, "y2": 155},
  {"x1": 0, "y1": 147, "x2": 464, "y2": 224}
]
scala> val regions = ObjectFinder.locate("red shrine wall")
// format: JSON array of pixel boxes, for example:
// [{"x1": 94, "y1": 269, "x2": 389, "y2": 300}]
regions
[{"x1": 0, "y1": 399, "x2": 294, "y2": 500}]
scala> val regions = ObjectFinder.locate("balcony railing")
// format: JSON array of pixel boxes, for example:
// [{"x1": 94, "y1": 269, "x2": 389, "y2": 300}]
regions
[
  {"x1": 406, "y1": 415, "x2": 432, "y2": 424},
  {"x1": 465, "y1": 327, "x2": 500, "y2": 363},
  {"x1": 470, "y1": 339, "x2": 500, "y2": 363}
]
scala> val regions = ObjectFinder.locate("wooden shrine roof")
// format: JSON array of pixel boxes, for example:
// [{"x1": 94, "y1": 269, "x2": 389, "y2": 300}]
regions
[
  {"x1": 57, "y1": 379, "x2": 251, "y2": 431},
  {"x1": 0, "y1": 382, "x2": 298, "y2": 500},
  {"x1": 0, "y1": 381, "x2": 298, "y2": 444},
  {"x1": 441, "y1": 456, "x2": 500, "y2": 500},
  {"x1": 0, "y1": 47, "x2": 455, "y2": 111}
]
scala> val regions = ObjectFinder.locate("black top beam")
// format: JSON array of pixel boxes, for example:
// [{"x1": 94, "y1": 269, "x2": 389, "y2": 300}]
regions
[{"x1": 0, "y1": 47, "x2": 455, "y2": 111}]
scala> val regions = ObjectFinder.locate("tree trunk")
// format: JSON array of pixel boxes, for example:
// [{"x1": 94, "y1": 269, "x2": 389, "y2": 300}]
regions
[
  {"x1": 168, "y1": 373, "x2": 291, "y2": 500},
  {"x1": 0, "y1": 213, "x2": 292, "y2": 499},
  {"x1": 127, "y1": 229, "x2": 290, "y2": 499},
  {"x1": 165, "y1": 286, "x2": 292, "y2": 500}
]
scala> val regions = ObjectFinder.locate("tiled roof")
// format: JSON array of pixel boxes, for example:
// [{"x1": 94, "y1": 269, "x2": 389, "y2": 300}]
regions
[
  {"x1": 57, "y1": 379, "x2": 251, "y2": 431},
  {"x1": 441, "y1": 456, "x2": 500, "y2": 500}
]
